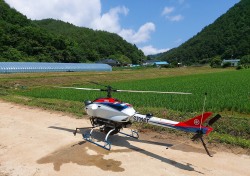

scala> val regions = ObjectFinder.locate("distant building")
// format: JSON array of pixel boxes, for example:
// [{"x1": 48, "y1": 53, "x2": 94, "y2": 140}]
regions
[
  {"x1": 97, "y1": 59, "x2": 120, "y2": 67},
  {"x1": 143, "y1": 60, "x2": 169, "y2": 67},
  {"x1": 177, "y1": 62, "x2": 182, "y2": 67},
  {"x1": 154, "y1": 61, "x2": 169, "y2": 67},
  {"x1": 129, "y1": 64, "x2": 140, "y2": 67},
  {"x1": 221, "y1": 59, "x2": 240, "y2": 67},
  {"x1": 0, "y1": 62, "x2": 112, "y2": 73}
]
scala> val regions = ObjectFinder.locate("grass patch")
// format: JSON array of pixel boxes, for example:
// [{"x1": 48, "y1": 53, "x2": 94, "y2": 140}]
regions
[
  {"x1": 2, "y1": 95, "x2": 85, "y2": 117},
  {"x1": 12, "y1": 69, "x2": 250, "y2": 113},
  {"x1": 209, "y1": 132, "x2": 250, "y2": 148}
]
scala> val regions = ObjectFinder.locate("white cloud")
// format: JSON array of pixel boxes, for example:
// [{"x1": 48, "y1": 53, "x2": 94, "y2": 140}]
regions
[
  {"x1": 167, "y1": 14, "x2": 184, "y2": 22},
  {"x1": 90, "y1": 6, "x2": 129, "y2": 33},
  {"x1": 140, "y1": 45, "x2": 169, "y2": 56},
  {"x1": 5, "y1": 0, "x2": 101, "y2": 26},
  {"x1": 162, "y1": 6, "x2": 184, "y2": 22},
  {"x1": 119, "y1": 23, "x2": 155, "y2": 44},
  {"x1": 162, "y1": 7, "x2": 174, "y2": 15},
  {"x1": 119, "y1": 22, "x2": 155, "y2": 44},
  {"x1": 5, "y1": 0, "x2": 155, "y2": 45}
]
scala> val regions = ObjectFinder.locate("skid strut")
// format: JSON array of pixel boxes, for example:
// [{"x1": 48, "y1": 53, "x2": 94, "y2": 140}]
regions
[
  {"x1": 192, "y1": 131, "x2": 213, "y2": 157},
  {"x1": 82, "y1": 127, "x2": 114, "y2": 150},
  {"x1": 200, "y1": 137, "x2": 213, "y2": 157},
  {"x1": 119, "y1": 129, "x2": 139, "y2": 139}
]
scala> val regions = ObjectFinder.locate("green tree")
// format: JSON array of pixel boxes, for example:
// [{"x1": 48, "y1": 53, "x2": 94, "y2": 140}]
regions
[
  {"x1": 240, "y1": 55, "x2": 250, "y2": 64},
  {"x1": 3, "y1": 47, "x2": 23, "y2": 61},
  {"x1": 110, "y1": 54, "x2": 132, "y2": 66},
  {"x1": 240, "y1": 55, "x2": 250, "y2": 68},
  {"x1": 210, "y1": 56, "x2": 222, "y2": 68}
]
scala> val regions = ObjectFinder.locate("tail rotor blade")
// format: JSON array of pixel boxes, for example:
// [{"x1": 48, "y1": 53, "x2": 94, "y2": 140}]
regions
[{"x1": 208, "y1": 114, "x2": 221, "y2": 126}]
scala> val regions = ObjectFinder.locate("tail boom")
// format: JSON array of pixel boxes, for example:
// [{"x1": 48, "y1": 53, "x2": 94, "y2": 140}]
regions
[
  {"x1": 132, "y1": 112, "x2": 219, "y2": 157},
  {"x1": 132, "y1": 112, "x2": 213, "y2": 134}
]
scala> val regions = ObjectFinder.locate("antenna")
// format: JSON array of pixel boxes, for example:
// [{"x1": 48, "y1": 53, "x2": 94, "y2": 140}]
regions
[{"x1": 200, "y1": 92, "x2": 207, "y2": 130}]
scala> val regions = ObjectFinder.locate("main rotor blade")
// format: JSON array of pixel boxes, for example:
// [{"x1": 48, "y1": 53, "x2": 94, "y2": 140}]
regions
[
  {"x1": 55, "y1": 86, "x2": 192, "y2": 95},
  {"x1": 55, "y1": 86, "x2": 101, "y2": 91},
  {"x1": 116, "y1": 89, "x2": 192, "y2": 95}
]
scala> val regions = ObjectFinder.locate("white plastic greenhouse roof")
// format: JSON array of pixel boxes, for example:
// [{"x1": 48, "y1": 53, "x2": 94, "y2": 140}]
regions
[{"x1": 0, "y1": 62, "x2": 112, "y2": 73}]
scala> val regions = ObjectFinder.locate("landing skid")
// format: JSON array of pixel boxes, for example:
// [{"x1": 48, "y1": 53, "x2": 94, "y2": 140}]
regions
[{"x1": 74, "y1": 127, "x2": 139, "y2": 150}]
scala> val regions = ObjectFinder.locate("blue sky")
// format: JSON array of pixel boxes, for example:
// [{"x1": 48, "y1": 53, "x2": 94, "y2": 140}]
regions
[{"x1": 5, "y1": 0, "x2": 240, "y2": 55}]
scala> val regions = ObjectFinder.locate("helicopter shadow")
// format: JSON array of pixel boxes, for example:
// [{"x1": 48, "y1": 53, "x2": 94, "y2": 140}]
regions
[
  {"x1": 48, "y1": 126, "x2": 203, "y2": 174},
  {"x1": 49, "y1": 126, "x2": 171, "y2": 148}
]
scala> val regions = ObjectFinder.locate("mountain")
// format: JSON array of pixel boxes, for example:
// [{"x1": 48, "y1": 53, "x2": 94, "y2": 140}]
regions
[
  {"x1": 157, "y1": 0, "x2": 250, "y2": 65},
  {"x1": 34, "y1": 19, "x2": 145, "y2": 64},
  {"x1": 0, "y1": 0, "x2": 145, "y2": 63},
  {"x1": 0, "y1": 0, "x2": 79, "y2": 63}
]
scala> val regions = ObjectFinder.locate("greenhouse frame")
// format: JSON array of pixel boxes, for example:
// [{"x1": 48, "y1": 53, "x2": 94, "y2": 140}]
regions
[{"x1": 0, "y1": 62, "x2": 112, "y2": 73}]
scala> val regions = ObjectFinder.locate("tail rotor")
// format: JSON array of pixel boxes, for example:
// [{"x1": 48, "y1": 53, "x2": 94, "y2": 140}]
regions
[
  {"x1": 208, "y1": 114, "x2": 221, "y2": 126},
  {"x1": 191, "y1": 114, "x2": 221, "y2": 157}
]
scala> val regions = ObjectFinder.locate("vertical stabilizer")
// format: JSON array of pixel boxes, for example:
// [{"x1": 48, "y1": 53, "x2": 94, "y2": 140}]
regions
[{"x1": 183, "y1": 112, "x2": 213, "y2": 127}]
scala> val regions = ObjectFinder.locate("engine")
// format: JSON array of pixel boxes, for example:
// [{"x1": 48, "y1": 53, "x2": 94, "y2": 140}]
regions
[{"x1": 90, "y1": 116, "x2": 132, "y2": 135}]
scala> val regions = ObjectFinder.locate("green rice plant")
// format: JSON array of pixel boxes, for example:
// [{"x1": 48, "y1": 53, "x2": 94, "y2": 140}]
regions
[{"x1": 14, "y1": 69, "x2": 250, "y2": 113}]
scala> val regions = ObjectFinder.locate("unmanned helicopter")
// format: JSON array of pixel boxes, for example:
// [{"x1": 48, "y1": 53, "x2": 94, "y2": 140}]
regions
[{"x1": 59, "y1": 82, "x2": 221, "y2": 157}]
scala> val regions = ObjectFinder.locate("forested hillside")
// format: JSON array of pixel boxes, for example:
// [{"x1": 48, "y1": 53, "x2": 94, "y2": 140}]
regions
[
  {"x1": 157, "y1": 0, "x2": 250, "y2": 65},
  {"x1": 0, "y1": 0, "x2": 145, "y2": 63},
  {"x1": 34, "y1": 19, "x2": 145, "y2": 64}
]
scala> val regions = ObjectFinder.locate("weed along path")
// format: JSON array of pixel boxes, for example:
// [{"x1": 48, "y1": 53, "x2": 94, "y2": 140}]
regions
[{"x1": 0, "y1": 100, "x2": 249, "y2": 176}]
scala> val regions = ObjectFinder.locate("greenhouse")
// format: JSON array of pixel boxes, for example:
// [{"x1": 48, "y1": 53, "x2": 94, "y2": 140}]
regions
[{"x1": 0, "y1": 62, "x2": 112, "y2": 73}]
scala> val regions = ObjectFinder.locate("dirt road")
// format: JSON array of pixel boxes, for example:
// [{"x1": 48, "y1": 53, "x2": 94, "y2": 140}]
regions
[{"x1": 0, "y1": 100, "x2": 249, "y2": 176}]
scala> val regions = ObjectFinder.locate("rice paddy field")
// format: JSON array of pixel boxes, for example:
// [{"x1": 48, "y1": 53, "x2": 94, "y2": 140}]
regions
[{"x1": 0, "y1": 67, "x2": 250, "y2": 149}]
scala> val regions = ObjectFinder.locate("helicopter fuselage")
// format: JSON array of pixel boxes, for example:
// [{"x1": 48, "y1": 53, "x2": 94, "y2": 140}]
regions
[{"x1": 85, "y1": 97, "x2": 136, "y2": 122}]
